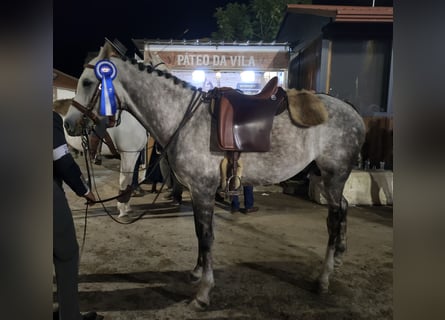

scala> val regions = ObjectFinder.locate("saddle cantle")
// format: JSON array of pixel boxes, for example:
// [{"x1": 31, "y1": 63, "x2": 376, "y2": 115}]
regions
[{"x1": 212, "y1": 77, "x2": 287, "y2": 152}]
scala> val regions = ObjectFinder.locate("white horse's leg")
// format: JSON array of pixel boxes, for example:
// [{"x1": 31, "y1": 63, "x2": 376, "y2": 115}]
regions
[{"x1": 117, "y1": 152, "x2": 141, "y2": 218}]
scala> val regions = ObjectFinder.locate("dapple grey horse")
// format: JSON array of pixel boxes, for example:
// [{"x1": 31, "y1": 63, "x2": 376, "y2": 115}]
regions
[{"x1": 64, "y1": 41, "x2": 366, "y2": 309}]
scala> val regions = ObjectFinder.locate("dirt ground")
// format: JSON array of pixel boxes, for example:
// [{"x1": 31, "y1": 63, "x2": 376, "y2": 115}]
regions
[{"x1": 60, "y1": 157, "x2": 393, "y2": 320}]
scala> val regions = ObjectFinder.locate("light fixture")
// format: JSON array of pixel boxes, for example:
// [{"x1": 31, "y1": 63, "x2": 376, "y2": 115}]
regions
[
  {"x1": 240, "y1": 71, "x2": 255, "y2": 83},
  {"x1": 192, "y1": 70, "x2": 205, "y2": 83}
]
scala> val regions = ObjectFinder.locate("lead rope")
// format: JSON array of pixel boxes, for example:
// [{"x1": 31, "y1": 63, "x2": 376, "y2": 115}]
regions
[{"x1": 79, "y1": 126, "x2": 93, "y2": 259}]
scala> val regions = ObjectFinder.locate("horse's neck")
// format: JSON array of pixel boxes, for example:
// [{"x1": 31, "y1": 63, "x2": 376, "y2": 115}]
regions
[{"x1": 116, "y1": 59, "x2": 198, "y2": 146}]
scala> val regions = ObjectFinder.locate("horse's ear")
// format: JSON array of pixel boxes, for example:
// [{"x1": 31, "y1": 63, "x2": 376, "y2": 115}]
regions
[
  {"x1": 104, "y1": 37, "x2": 127, "y2": 58},
  {"x1": 103, "y1": 40, "x2": 118, "y2": 59}
]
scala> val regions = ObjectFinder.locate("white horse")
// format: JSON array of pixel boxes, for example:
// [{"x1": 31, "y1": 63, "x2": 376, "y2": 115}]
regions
[{"x1": 53, "y1": 99, "x2": 147, "y2": 217}]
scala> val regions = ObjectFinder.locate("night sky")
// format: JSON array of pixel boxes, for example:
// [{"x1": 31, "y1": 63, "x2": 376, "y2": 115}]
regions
[
  {"x1": 53, "y1": 0, "x2": 393, "y2": 77},
  {"x1": 53, "y1": 0, "x2": 250, "y2": 77}
]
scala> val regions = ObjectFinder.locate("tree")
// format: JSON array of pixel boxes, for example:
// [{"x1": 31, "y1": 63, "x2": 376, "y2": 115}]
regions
[
  {"x1": 212, "y1": 0, "x2": 312, "y2": 41},
  {"x1": 212, "y1": 2, "x2": 253, "y2": 41}
]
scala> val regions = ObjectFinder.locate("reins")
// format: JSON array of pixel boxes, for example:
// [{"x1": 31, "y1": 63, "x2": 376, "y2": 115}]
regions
[{"x1": 79, "y1": 129, "x2": 167, "y2": 229}]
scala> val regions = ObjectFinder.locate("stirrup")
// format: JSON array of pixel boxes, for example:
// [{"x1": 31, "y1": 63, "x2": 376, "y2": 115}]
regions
[{"x1": 224, "y1": 175, "x2": 241, "y2": 196}]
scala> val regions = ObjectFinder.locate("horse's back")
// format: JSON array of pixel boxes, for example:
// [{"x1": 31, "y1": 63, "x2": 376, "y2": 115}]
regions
[
  {"x1": 316, "y1": 93, "x2": 366, "y2": 142},
  {"x1": 239, "y1": 93, "x2": 365, "y2": 184}
]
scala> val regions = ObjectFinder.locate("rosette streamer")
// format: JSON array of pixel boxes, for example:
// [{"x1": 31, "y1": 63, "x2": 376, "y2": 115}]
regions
[{"x1": 94, "y1": 60, "x2": 117, "y2": 116}]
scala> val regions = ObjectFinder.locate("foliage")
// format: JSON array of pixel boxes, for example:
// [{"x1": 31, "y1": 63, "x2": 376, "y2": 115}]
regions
[
  {"x1": 212, "y1": 3, "x2": 254, "y2": 41},
  {"x1": 212, "y1": 0, "x2": 312, "y2": 41}
]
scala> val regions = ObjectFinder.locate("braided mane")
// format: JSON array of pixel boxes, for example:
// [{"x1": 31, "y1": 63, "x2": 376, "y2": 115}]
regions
[{"x1": 119, "y1": 55, "x2": 198, "y2": 91}]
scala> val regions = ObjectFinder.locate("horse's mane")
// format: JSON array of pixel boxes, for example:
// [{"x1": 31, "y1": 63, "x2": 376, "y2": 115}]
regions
[
  {"x1": 96, "y1": 41, "x2": 199, "y2": 92},
  {"x1": 53, "y1": 98, "x2": 72, "y2": 116},
  {"x1": 118, "y1": 54, "x2": 198, "y2": 91},
  {"x1": 145, "y1": 51, "x2": 170, "y2": 72}
]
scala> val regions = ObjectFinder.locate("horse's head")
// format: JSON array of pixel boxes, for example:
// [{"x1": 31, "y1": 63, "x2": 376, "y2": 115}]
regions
[{"x1": 64, "y1": 40, "x2": 125, "y2": 136}]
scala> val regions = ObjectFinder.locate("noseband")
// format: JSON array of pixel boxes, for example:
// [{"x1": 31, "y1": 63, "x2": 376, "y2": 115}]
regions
[{"x1": 71, "y1": 63, "x2": 122, "y2": 126}]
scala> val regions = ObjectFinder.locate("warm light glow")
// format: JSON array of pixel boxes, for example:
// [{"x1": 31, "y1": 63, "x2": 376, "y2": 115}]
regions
[
  {"x1": 215, "y1": 71, "x2": 221, "y2": 79},
  {"x1": 192, "y1": 70, "x2": 206, "y2": 82},
  {"x1": 240, "y1": 71, "x2": 255, "y2": 82},
  {"x1": 264, "y1": 71, "x2": 277, "y2": 80}
]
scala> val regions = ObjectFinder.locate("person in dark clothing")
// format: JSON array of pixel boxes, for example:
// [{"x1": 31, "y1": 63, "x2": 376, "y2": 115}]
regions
[
  {"x1": 160, "y1": 156, "x2": 183, "y2": 205},
  {"x1": 53, "y1": 111, "x2": 103, "y2": 320},
  {"x1": 131, "y1": 150, "x2": 146, "y2": 197},
  {"x1": 230, "y1": 185, "x2": 259, "y2": 214},
  {"x1": 142, "y1": 141, "x2": 164, "y2": 193}
]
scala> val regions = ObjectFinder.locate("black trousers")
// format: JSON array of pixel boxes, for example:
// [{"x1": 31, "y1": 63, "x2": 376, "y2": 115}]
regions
[{"x1": 53, "y1": 181, "x2": 81, "y2": 320}]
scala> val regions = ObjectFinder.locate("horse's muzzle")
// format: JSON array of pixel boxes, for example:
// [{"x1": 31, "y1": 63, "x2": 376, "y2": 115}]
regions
[{"x1": 63, "y1": 118, "x2": 85, "y2": 136}]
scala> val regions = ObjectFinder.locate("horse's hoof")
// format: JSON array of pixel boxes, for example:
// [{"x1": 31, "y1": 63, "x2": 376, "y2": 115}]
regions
[
  {"x1": 118, "y1": 212, "x2": 128, "y2": 218},
  {"x1": 317, "y1": 279, "x2": 329, "y2": 295},
  {"x1": 189, "y1": 273, "x2": 201, "y2": 284},
  {"x1": 334, "y1": 257, "x2": 343, "y2": 268},
  {"x1": 189, "y1": 298, "x2": 208, "y2": 311}
]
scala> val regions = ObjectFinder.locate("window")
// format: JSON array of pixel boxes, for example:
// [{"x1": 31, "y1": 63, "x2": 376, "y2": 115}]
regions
[{"x1": 329, "y1": 39, "x2": 392, "y2": 115}]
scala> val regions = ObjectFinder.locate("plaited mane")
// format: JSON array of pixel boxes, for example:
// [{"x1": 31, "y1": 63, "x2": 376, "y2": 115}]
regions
[{"x1": 119, "y1": 55, "x2": 197, "y2": 91}]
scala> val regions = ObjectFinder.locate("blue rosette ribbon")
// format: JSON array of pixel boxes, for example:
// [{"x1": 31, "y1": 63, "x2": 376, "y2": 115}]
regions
[{"x1": 94, "y1": 60, "x2": 118, "y2": 116}]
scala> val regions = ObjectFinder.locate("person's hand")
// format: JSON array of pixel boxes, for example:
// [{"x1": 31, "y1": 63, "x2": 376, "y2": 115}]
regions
[{"x1": 84, "y1": 191, "x2": 96, "y2": 205}]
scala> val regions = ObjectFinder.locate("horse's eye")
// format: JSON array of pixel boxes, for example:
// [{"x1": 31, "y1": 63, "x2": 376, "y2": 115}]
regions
[{"x1": 82, "y1": 79, "x2": 93, "y2": 87}]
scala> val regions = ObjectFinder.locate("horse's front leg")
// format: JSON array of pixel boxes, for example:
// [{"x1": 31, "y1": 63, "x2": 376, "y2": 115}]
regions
[
  {"x1": 189, "y1": 188, "x2": 216, "y2": 309},
  {"x1": 117, "y1": 152, "x2": 140, "y2": 217}
]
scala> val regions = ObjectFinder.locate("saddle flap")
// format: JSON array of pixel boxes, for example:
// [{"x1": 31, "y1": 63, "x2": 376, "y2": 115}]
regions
[
  {"x1": 218, "y1": 97, "x2": 235, "y2": 150},
  {"x1": 216, "y1": 79, "x2": 286, "y2": 152}
]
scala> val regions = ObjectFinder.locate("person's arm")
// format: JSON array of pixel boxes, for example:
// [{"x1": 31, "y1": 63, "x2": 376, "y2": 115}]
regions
[{"x1": 53, "y1": 112, "x2": 96, "y2": 203}]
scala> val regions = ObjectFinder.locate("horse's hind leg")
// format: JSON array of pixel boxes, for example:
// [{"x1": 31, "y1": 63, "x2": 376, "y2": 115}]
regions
[{"x1": 317, "y1": 168, "x2": 351, "y2": 293}]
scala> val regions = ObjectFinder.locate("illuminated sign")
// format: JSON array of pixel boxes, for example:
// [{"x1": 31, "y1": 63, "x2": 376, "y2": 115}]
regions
[{"x1": 147, "y1": 50, "x2": 289, "y2": 70}]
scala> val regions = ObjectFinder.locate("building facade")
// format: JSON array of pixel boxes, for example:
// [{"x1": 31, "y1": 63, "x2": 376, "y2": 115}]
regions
[
  {"x1": 277, "y1": 4, "x2": 393, "y2": 117},
  {"x1": 53, "y1": 69, "x2": 78, "y2": 101},
  {"x1": 134, "y1": 40, "x2": 290, "y2": 95}
]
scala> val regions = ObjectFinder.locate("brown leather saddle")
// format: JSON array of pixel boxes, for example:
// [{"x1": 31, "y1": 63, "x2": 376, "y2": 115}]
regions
[
  {"x1": 211, "y1": 76, "x2": 287, "y2": 152},
  {"x1": 207, "y1": 77, "x2": 287, "y2": 196}
]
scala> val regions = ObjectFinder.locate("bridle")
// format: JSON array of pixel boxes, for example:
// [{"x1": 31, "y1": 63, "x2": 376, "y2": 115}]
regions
[
  {"x1": 72, "y1": 53, "x2": 167, "y2": 125},
  {"x1": 71, "y1": 62, "x2": 124, "y2": 127}
]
